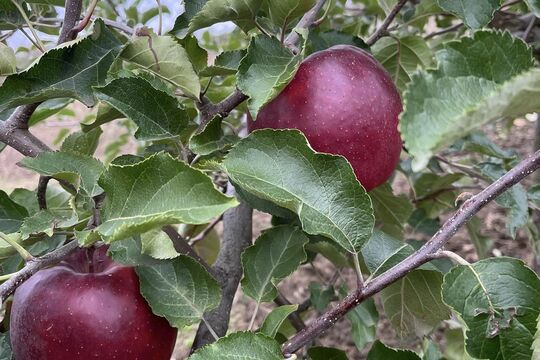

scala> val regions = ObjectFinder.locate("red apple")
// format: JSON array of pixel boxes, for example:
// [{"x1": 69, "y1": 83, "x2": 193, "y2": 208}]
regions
[
  {"x1": 9, "y1": 245, "x2": 177, "y2": 360},
  {"x1": 249, "y1": 45, "x2": 402, "y2": 191}
]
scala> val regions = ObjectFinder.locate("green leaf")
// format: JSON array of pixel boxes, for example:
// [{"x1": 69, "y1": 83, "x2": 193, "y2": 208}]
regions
[
  {"x1": 107, "y1": 236, "x2": 158, "y2": 266},
  {"x1": 189, "y1": 331, "x2": 282, "y2": 360},
  {"x1": 237, "y1": 35, "x2": 304, "y2": 118},
  {"x1": 0, "y1": 2, "x2": 25, "y2": 30},
  {"x1": 307, "y1": 346, "x2": 349, "y2": 360},
  {"x1": 478, "y1": 162, "x2": 528, "y2": 238},
  {"x1": 346, "y1": 295, "x2": 379, "y2": 351},
  {"x1": 369, "y1": 183, "x2": 413, "y2": 238},
  {"x1": 435, "y1": 31, "x2": 533, "y2": 83},
  {"x1": 0, "y1": 43, "x2": 16, "y2": 75},
  {"x1": 530, "y1": 185, "x2": 540, "y2": 207},
  {"x1": 309, "y1": 282, "x2": 336, "y2": 311},
  {"x1": 456, "y1": 132, "x2": 516, "y2": 160},
  {"x1": 466, "y1": 217, "x2": 491, "y2": 259},
  {"x1": 98, "y1": 153, "x2": 238, "y2": 242},
  {"x1": 307, "y1": 31, "x2": 366, "y2": 55},
  {"x1": 61, "y1": 128, "x2": 102, "y2": 156},
  {"x1": 20, "y1": 209, "x2": 77, "y2": 239},
  {"x1": 436, "y1": 0, "x2": 500, "y2": 28},
  {"x1": 136, "y1": 255, "x2": 221, "y2": 328},
  {"x1": 372, "y1": 35, "x2": 433, "y2": 91},
  {"x1": 94, "y1": 77, "x2": 190, "y2": 141},
  {"x1": 189, "y1": 116, "x2": 238, "y2": 155},
  {"x1": 224, "y1": 129, "x2": 374, "y2": 254},
  {"x1": 19, "y1": 152, "x2": 104, "y2": 197},
  {"x1": 444, "y1": 328, "x2": 475, "y2": 360},
  {"x1": 0, "y1": 190, "x2": 28, "y2": 233},
  {"x1": 260, "y1": 304, "x2": 298, "y2": 338},
  {"x1": 241, "y1": 225, "x2": 308, "y2": 303},
  {"x1": 0, "y1": 20, "x2": 122, "y2": 112},
  {"x1": 400, "y1": 31, "x2": 539, "y2": 170},
  {"x1": 381, "y1": 270, "x2": 450, "y2": 339},
  {"x1": 140, "y1": 228, "x2": 179, "y2": 259},
  {"x1": 120, "y1": 34, "x2": 200, "y2": 99},
  {"x1": 186, "y1": 0, "x2": 263, "y2": 34},
  {"x1": 442, "y1": 257, "x2": 540, "y2": 360},
  {"x1": 525, "y1": 0, "x2": 540, "y2": 16},
  {"x1": 367, "y1": 340, "x2": 421, "y2": 359},
  {"x1": 200, "y1": 50, "x2": 246, "y2": 77},
  {"x1": 265, "y1": 0, "x2": 316, "y2": 30},
  {"x1": 28, "y1": 98, "x2": 74, "y2": 127}
]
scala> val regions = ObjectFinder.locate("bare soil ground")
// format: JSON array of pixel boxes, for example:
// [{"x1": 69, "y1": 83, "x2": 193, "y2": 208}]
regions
[{"x1": 1, "y1": 108, "x2": 537, "y2": 359}]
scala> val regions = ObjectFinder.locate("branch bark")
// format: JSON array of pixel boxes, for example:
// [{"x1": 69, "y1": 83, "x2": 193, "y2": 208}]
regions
[
  {"x1": 283, "y1": 0, "x2": 328, "y2": 53},
  {"x1": 282, "y1": 149, "x2": 540, "y2": 355},
  {"x1": 366, "y1": 0, "x2": 409, "y2": 46},
  {"x1": 191, "y1": 184, "x2": 253, "y2": 351}
]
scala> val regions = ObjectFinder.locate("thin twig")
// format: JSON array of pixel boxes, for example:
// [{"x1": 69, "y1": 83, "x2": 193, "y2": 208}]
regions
[
  {"x1": 189, "y1": 216, "x2": 223, "y2": 245},
  {"x1": 18, "y1": 28, "x2": 44, "y2": 53},
  {"x1": 366, "y1": 0, "x2": 408, "y2": 46},
  {"x1": 283, "y1": 0, "x2": 328, "y2": 54},
  {"x1": 155, "y1": 0, "x2": 163, "y2": 35},
  {"x1": 162, "y1": 225, "x2": 213, "y2": 274},
  {"x1": 282, "y1": 150, "x2": 540, "y2": 355},
  {"x1": 10, "y1": 0, "x2": 45, "y2": 52},
  {"x1": 274, "y1": 292, "x2": 307, "y2": 331},
  {"x1": 424, "y1": 22, "x2": 464, "y2": 40},
  {"x1": 522, "y1": 15, "x2": 536, "y2": 41}
]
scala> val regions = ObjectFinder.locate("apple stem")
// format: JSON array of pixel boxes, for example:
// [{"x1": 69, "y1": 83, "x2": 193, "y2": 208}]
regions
[
  {"x1": 201, "y1": 316, "x2": 220, "y2": 341},
  {"x1": 0, "y1": 232, "x2": 34, "y2": 262}
]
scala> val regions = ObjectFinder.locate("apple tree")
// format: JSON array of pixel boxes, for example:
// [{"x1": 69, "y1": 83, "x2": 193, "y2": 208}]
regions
[{"x1": 0, "y1": 0, "x2": 539, "y2": 359}]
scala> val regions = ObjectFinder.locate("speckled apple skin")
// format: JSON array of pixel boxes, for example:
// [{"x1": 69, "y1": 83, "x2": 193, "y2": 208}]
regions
[
  {"x1": 249, "y1": 45, "x2": 402, "y2": 191},
  {"x1": 10, "y1": 246, "x2": 177, "y2": 360}
]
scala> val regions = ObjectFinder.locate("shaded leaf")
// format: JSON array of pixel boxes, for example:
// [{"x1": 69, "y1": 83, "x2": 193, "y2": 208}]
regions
[
  {"x1": 19, "y1": 152, "x2": 104, "y2": 197},
  {"x1": 370, "y1": 183, "x2": 413, "y2": 238},
  {"x1": 20, "y1": 209, "x2": 78, "y2": 239},
  {"x1": 367, "y1": 340, "x2": 421, "y2": 359},
  {"x1": 260, "y1": 304, "x2": 298, "y2": 338},
  {"x1": 241, "y1": 225, "x2": 308, "y2": 303},
  {"x1": 200, "y1": 50, "x2": 246, "y2": 77},
  {"x1": 0, "y1": 332, "x2": 11, "y2": 360},
  {"x1": 136, "y1": 255, "x2": 221, "y2": 328},
  {"x1": 265, "y1": 0, "x2": 316, "y2": 30},
  {"x1": 95, "y1": 77, "x2": 190, "y2": 141},
  {"x1": 61, "y1": 128, "x2": 102, "y2": 156},
  {"x1": 0, "y1": 20, "x2": 122, "y2": 112},
  {"x1": 98, "y1": 153, "x2": 238, "y2": 242},
  {"x1": 381, "y1": 270, "x2": 450, "y2": 339},
  {"x1": 0, "y1": 43, "x2": 16, "y2": 75},
  {"x1": 224, "y1": 129, "x2": 374, "y2": 254},
  {"x1": 309, "y1": 282, "x2": 336, "y2": 312},
  {"x1": 186, "y1": 0, "x2": 263, "y2": 34},
  {"x1": 308, "y1": 346, "x2": 349, "y2": 360},
  {"x1": 140, "y1": 228, "x2": 179, "y2": 260},
  {"x1": 442, "y1": 257, "x2": 540, "y2": 360},
  {"x1": 189, "y1": 116, "x2": 238, "y2": 155},
  {"x1": 0, "y1": 190, "x2": 28, "y2": 233}
]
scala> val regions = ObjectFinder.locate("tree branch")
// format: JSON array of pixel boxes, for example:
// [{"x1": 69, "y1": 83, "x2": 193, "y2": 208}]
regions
[
  {"x1": 37, "y1": 176, "x2": 51, "y2": 210},
  {"x1": 191, "y1": 184, "x2": 253, "y2": 351},
  {"x1": 162, "y1": 225, "x2": 213, "y2": 274},
  {"x1": 283, "y1": 0, "x2": 328, "y2": 54},
  {"x1": 0, "y1": 240, "x2": 79, "y2": 303},
  {"x1": 282, "y1": 149, "x2": 540, "y2": 355},
  {"x1": 366, "y1": 0, "x2": 409, "y2": 46}
]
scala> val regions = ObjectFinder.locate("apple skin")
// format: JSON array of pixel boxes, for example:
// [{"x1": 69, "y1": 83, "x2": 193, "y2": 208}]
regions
[
  {"x1": 249, "y1": 45, "x2": 402, "y2": 191},
  {"x1": 9, "y1": 245, "x2": 177, "y2": 360}
]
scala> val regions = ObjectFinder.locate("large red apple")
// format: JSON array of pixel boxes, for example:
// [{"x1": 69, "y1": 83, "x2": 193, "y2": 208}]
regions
[
  {"x1": 9, "y1": 245, "x2": 177, "y2": 360},
  {"x1": 249, "y1": 45, "x2": 402, "y2": 191}
]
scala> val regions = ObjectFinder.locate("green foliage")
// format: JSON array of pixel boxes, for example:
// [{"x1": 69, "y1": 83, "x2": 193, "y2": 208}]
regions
[
  {"x1": 367, "y1": 341, "x2": 421, "y2": 359},
  {"x1": 224, "y1": 129, "x2": 374, "y2": 254},
  {"x1": 442, "y1": 258, "x2": 540, "y2": 360},
  {"x1": 0, "y1": 190, "x2": 28, "y2": 234},
  {"x1": 241, "y1": 225, "x2": 308, "y2": 303},
  {"x1": 189, "y1": 332, "x2": 282, "y2": 359},
  {"x1": 0, "y1": 20, "x2": 122, "y2": 112},
  {"x1": 97, "y1": 153, "x2": 238, "y2": 242},
  {"x1": 0, "y1": 43, "x2": 16, "y2": 75},
  {"x1": 137, "y1": 255, "x2": 221, "y2": 328},
  {"x1": 437, "y1": 0, "x2": 500, "y2": 28},
  {"x1": 260, "y1": 304, "x2": 298, "y2": 338},
  {"x1": 189, "y1": 116, "x2": 238, "y2": 155},
  {"x1": 308, "y1": 346, "x2": 349, "y2": 360}
]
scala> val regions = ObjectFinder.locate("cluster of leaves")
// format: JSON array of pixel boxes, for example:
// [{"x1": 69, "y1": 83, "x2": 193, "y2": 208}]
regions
[{"x1": 0, "y1": 0, "x2": 540, "y2": 359}]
